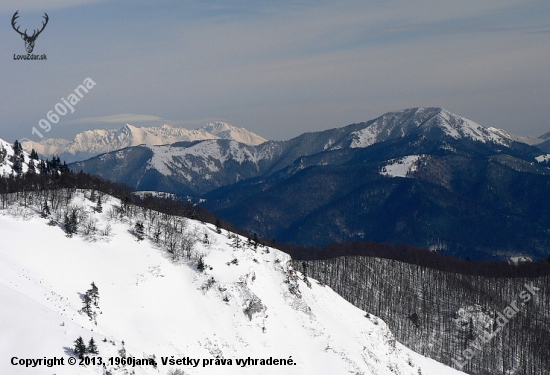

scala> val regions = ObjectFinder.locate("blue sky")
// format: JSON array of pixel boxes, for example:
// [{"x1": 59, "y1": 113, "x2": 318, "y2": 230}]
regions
[{"x1": 1, "y1": 0, "x2": 549, "y2": 143}]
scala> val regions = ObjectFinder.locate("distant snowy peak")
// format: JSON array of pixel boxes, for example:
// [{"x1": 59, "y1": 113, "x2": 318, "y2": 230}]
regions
[
  {"x1": 350, "y1": 107, "x2": 510, "y2": 148},
  {"x1": 23, "y1": 122, "x2": 267, "y2": 163},
  {"x1": 199, "y1": 122, "x2": 267, "y2": 146}
]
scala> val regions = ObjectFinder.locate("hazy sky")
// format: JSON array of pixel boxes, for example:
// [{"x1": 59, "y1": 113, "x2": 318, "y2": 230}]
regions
[{"x1": 1, "y1": 1, "x2": 549, "y2": 143}]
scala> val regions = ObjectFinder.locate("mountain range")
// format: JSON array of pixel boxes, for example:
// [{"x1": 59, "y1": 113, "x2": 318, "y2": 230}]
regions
[
  {"x1": 68, "y1": 107, "x2": 550, "y2": 260},
  {"x1": 23, "y1": 122, "x2": 267, "y2": 163}
]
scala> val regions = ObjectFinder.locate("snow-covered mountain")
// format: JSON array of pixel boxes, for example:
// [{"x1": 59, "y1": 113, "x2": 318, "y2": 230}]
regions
[
  {"x1": 23, "y1": 122, "x2": 267, "y2": 163},
  {"x1": 343, "y1": 107, "x2": 509, "y2": 149},
  {"x1": 0, "y1": 190, "x2": 465, "y2": 375}
]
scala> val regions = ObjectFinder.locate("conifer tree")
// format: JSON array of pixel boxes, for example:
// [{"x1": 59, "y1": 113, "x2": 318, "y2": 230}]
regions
[
  {"x1": 95, "y1": 195, "x2": 102, "y2": 213},
  {"x1": 73, "y1": 336, "x2": 87, "y2": 359},
  {"x1": 197, "y1": 256, "x2": 205, "y2": 273},
  {"x1": 40, "y1": 201, "x2": 50, "y2": 218},
  {"x1": 81, "y1": 292, "x2": 93, "y2": 319},
  {"x1": 87, "y1": 337, "x2": 98, "y2": 355},
  {"x1": 134, "y1": 221, "x2": 145, "y2": 241},
  {"x1": 89, "y1": 282, "x2": 99, "y2": 307}
]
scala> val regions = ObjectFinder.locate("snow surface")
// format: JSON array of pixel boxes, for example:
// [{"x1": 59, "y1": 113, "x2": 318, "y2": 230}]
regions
[
  {"x1": 0, "y1": 191, "x2": 466, "y2": 375},
  {"x1": 380, "y1": 155, "x2": 423, "y2": 178},
  {"x1": 535, "y1": 154, "x2": 550, "y2": 163}
]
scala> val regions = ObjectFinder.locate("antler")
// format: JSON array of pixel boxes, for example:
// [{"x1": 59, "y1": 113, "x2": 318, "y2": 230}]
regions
[
  {"x1": 30, "y1": 13, "x2": 49, "y2": 39},
  {"x1": 11, "y1": 11, "x2": 27, "y2": 37}
]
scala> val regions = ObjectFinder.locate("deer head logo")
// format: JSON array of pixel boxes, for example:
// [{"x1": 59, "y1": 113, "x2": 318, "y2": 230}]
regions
[{"x1": 11, "y1": 11, "x2": 49, "y2": 54}]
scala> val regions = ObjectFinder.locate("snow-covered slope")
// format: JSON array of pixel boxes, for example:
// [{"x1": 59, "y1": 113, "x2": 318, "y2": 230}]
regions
[
  {"x1": 0, "y1": 139, "x2": 36, "y2": 176},
  {"x1": 380, "y1": 155, "x2": 424, "y2": 178},
  {"x1": 348, "y1": 107, "x2": 509, "y2": 148},
  {"x1": 0, "y1": 191, "x2": 465, "y2": 375},
  {"x1": 23, "y1": 123, "x2": 267, "y2": 163}
]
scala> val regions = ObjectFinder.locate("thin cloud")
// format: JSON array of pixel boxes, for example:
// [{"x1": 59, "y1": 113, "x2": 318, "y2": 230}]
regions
[{"x1": 71, "y1": 114, "x2": 166, "y2": 125}]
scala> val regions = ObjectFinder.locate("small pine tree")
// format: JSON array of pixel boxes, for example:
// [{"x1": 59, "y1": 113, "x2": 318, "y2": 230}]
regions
[
  {"x1": 81, "y1": 292, "x2": 93, "y2": 319},
  {"x1": 30, "y1": 149, "x2": 39, "y2": 160},
  {"x1": 64, "y1": 209, "x2": 78, "y2": 237},
  {"x1": 89, "y1": 282, "x2": 99, "y2": 307},
  {"x1": 73, "y1": 336, "x2": 87, "y2": 359},
  {"x1": 95, "y1": 195, "x2": 102, "y2": 213},
  {"x1": 87, "y1": 337, "x2": 98, "y2": 355},
  {"x1": 40, "y1": 201, "x2": 50, "y2": 218},
  {"x1": 215, "y1": 219, "x2": 222, "y2": 234},
  {"x1": 197, "y1": 257, "x2": 205, "y2": 273},
  {"x1": 134, "y1": 221, "x2": 145, "y2": 241}
]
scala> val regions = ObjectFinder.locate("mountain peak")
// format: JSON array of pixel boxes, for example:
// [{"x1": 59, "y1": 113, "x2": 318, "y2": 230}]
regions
[
  {"x1": 199, "y1": 122, "x2": 267, "y2": 146},
  {"x1": 348, "y1": 107, "x2": 509, "y2": 148}
]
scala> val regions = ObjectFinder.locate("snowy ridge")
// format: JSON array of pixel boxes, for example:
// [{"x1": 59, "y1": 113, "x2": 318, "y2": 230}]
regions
[
  {"x1": 22, "y1": 123, "x2": 267, "y2": 163},
  {"x1": 0, "y1": 190, "x2": 466, "y2": 375},
  {"x1": 487, "y1": 127, "x2": 545, "y2": 146},
  {"x1": 349, "y1": 108, "x2": 510, "y2": 148},
  {"x1": 199, "y1": 122, "x2": 267, "y2": 146},
  {"x1": 146, "y1": 140, "x2": 277, "y2": 179}
]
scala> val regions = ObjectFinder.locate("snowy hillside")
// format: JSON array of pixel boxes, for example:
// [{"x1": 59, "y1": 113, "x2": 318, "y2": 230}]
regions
[
  {"x1": 0, "y1": 139, "x2": 36, "y2": 176},
  {"x1": 22, "y1": 123, "x2": 267, "y2": 163},
  {"x1": 0, "y1": 190, "x2": 465, "y2": 375}
]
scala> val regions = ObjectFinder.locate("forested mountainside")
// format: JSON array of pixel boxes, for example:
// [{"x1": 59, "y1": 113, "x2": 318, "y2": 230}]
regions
[
  {"x1": 0, "y1": 188, "x2": 465, "y2": 374},
  {"x1": 296, "y1": 256, "x2": 550, "y2": 375}
]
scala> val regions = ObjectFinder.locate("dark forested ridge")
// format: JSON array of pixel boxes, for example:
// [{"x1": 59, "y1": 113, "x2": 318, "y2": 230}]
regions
[
  {"x1": 296, "y1": 256, "x2": 550, "y2": 375},
  {"x1": 284, "y1": 241, "x2": 550, "y2": 278}
]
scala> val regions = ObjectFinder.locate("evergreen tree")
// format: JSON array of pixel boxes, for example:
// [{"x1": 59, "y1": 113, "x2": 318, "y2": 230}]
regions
[
  {"x1": 197, "y1": 256, "x2": 205, "y2": 272},
  {"x1": 134, "y1": 221, "x2": 145, "y2": 241},
  {"x1": 87, "y1": 337, "x2": 98, "y2": 355},
  {"x1": 215, "y1": 218, "x2": 222, "y2": 234},
  {"x1": 30, "y1": 149, "x2": 39, "y2": 160},
  {"x1": 0, "y1": 144, "x2": 6, "y2": 162},
  {"x1": 40, "y1": 201, "x2": 50, "y2": 218},
  {"x1": 12, "y1": 140, "x2": 22, "y2": 156},
  {"x1": 64, "y1": 209, "x2": 78, "y2": 237},
  {"x1": 81, "y1": 292, "x2": 93, "y2": 319},
  {"x1": 73, "y1": 336, "x2": 87, "y2": 359},
  {"x1": 88, "y1": 282, "x2": 99, "y2": 307},
  {"x1": 27, "y1": 159, "x2": 36, "y2": 175},
  {"x1": 95, "y1": 195, "x2": 102, "y2": 213}
]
